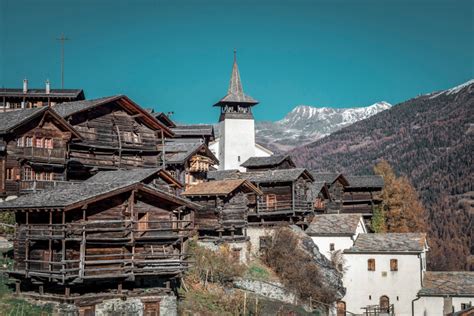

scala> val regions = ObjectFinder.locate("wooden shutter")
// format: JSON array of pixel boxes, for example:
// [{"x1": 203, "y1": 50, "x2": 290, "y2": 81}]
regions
[
  {"x1": 266, "y1": 194, "x2": 276, "y2": 209},
  {"x1": 390, "y1": 259, "x2": 398, "y2": 271},
  {"x1": 368, "y1": 258, "x2": 375, "y2": 271}
]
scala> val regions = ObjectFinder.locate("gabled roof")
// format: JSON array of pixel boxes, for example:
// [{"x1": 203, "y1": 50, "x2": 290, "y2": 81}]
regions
[
  {"x1": 241, "y1": 155, "x2": 295, "y2": 169},
  {"x1": 346, "y1": 175, "x2": 384, "y2": 188},
  {"x1": 53, "y1": 95, "x2": 173, "y2": 137},
  {"x1": 0, "y1": 180, "x2": 198, "y2": 211},
  {"x1": 345, "y1": 233, "x2": 428, "y2": 253},
  {"x1": 171, "y1": 125, "x2": 214, "y2": 139},
  {"x1": 241, "y1": 168, "x2": 314, "y2": 183},
  {"x1": 153, "y1": 112, "x2": 176, "y2": 128},
  {"x1": 86, "y1": 168, "x2": 183, "y2": 188},
  {"x1": 0, "y1": 107, "x2": 82, "y2": 139},
  {"x1": 311, "y1": 172, "x2": 349, "y2": 186},
  {"x1": 0, "y1": 88, "x2": 84, "y2": 99},
  {"x1": 419, "y1": 272, "x2": 474, "y2": 296},
  {"x1": 306, "y1": 214, "x2": 365, "y2": 236},
  {"x1": 207, "y1": 169, "x2": 241, "y2": 181},
  {"x1": 181, "y1": 179, "x2": 262, "y2": 196},
  {"x1": 164, "y1": 141, "x2": 218, "y2": 165},
  {"x1": 310, "y1": 181, "x2": 330, "y2": 199},
  {"x1": 213, "y1": 52, "x2": 258, "y2": 106}
]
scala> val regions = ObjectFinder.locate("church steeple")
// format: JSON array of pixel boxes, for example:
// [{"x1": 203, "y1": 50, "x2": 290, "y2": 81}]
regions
[{"x1": 214, "y1": 50, "x2": 258, "y2": 107}]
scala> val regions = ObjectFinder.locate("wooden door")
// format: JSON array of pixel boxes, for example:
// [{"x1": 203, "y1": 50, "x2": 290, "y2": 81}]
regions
[
  {"x1": 379, "y1": 295, "x2": 389, "y2": 312},
  {"x1": 143, "y1": 300, "x2": 160, "y2": 316},
  {"x1": 336, "y1": 301, "x2": 346, "y2": 316}
]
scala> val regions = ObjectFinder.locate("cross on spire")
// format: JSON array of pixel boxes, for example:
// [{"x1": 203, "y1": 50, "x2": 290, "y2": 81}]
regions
[{"x1": 56, "y1": 33, "x2": 70, "y2": 89}]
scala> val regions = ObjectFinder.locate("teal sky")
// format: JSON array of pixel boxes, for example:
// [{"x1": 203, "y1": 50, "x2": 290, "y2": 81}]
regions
[{"x1": 0, "y1": 0, "x2": 472, "y2": 124}]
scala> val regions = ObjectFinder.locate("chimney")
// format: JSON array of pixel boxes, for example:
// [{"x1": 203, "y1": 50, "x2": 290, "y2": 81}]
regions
[
  {"x1": 45, "y1": 80, "x2": 50, "y2": 94},
  {"x1": 22, "y1": 79, "x2": 28, "y2": 93}
]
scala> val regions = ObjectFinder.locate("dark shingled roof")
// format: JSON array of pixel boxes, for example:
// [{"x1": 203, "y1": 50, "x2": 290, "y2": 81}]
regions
[
  {"x1": 419, "y1": 272, "x2": 474, "y2": 296},
  {"x1": 241, "y1": 155, "x2": 295, "y2": 168},
  {"x1": 0, "y1": 88, "x2": 84, "y2": 99},
  {"x1": 52, "y1": 95, "x2": 121, "y2": 117},
  {"x1": 345, "y1": 233, "x2": 427, "y2": 253},
  {"x1": 207, "y1": 170, "x2": 241, "y2": 181},
  {"x1": 164, "y1": 141, "x2": 217, "y2": 164},
  {"x1": 346, "y1": 175, "x2": 384, "y2": 188},
  {"x1": 153, "y1": 112, "x2": 176, "y2": 128},
  {"x1": 85, "y1": 168, "x2": 182, "y2": 188},
  {"x1": 171, "y1": 125, "x2": 214, "y2": 138},
  {"x1": 311, "y1": 172, "x2": 349, "y2": 186},
  {"x1": 0, "y1": 107, "x2": 47, "y2": 133},
  {"x1": 181, "y1": 179, "x2": 262, "y2": 196},
  {"x1": 306, "y1": 214, "x2": 364, "y2": 236},
  {"x1": 213, "y1": 53, "x2": 258, "y2": 106},
  {"x1": 241, "y1": 168, "x2": 313, "y2": 183}
]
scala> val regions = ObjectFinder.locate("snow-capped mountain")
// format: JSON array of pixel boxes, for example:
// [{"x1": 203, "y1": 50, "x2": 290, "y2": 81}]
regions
[{"x1": 256, "y1": 102, "x2": 391, "y2": 152}]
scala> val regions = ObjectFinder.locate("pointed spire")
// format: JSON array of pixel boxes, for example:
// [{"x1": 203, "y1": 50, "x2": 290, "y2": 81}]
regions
[{"x1": 214, "y1": 50, "x2": 258, "y2": 106}]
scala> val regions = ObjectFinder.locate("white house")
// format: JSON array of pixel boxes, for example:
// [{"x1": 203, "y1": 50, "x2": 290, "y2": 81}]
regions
[
  {"x1": 208, "y1": 51, "x2": 271, "y2": 172},
  {"x1": 342, "y1": 233, "x2": 428, "y2": 316},
  {"x1": 305, "y1": 214, "x2": 366, "y2": 260},
  {"x1": 414, "y1": 271, "x2": 474, "y2": 315}
]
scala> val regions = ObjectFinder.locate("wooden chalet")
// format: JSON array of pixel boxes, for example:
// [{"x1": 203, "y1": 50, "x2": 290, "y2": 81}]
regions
[
  {"x1": 0, "y1": 107, "x2": 82, "y2": 197},
  {"x1": 311, "y1": 172, "x2": 349, "y2": 213},
  {"x1": 52, "y1": 95, "x2": 173, "y2": 180},
  {"x1": 343, "y1": 175, "x2": 383, "y2": 215},
  {"x1": 0, "y1": 172, "x2": 199, "y2": 303},
  {"x1": 309, "y1": 181, "x2": 331, "y2": 213},
  {"x1": 170, "y1": 124, "x2": 215, "y2": 146},
  {"x1": 240, "y1": 154, "x2": 296, "y2": 172},
  {"x1": 162, "y1": 140, "x2": 218, "y2": 188},
  {"x1": 0, "y1": 80, "x2": 84, "y2": 112},
  {"x1": 181, "y1": 179, "x2": 262, "y2": 241},
  {"x1": 240, "y1": 168, "x2": 315, "y2": 226}
]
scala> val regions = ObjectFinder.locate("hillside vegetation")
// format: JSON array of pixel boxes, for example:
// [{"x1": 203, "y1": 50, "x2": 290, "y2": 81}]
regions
[{"x1": 291, "y1": 81, "x2": 473, "y2": 271}]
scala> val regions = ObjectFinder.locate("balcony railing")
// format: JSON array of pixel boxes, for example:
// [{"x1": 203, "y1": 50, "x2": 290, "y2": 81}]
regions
[
  {"x1": 254, "y1": 198, "x2": 313, "y2": 213},
  {"x1": 16, "y1": 147, "x2": 66, "y2": 160},
  {"x1": 19, "y1": 180, "x2": 77, "y2": 192}
]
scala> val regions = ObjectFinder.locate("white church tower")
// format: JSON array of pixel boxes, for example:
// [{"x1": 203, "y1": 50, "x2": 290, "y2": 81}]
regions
[{"x1": 210, "y1": 51, "x2": 271, "y2": 171}]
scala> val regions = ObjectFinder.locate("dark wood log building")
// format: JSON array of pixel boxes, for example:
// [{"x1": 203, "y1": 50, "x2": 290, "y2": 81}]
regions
[
  {"x1": 0, "y1": 80, "x2": 84, "y2": 112},
  {"x1": 0, "y1": 107, "x2": 82, "y2": 197},
  {"x1": 240, "y1": 154, "x2": 296, "y2": 172},
  {"x1": 52, "y1": 95, "x2": 174, "y2": 180},
  {"x1": 181, "y1": 179, "x2": 262, "y2": 241},
  {"x1": 343, "y1": 175, "x2": 383, "y2": 215},
  {"x1": 311, "y1": 172, "x2": 349, "y2": 213},
  {"x1": 0, "y1": 169, "x2": 199, "y2": 303}
]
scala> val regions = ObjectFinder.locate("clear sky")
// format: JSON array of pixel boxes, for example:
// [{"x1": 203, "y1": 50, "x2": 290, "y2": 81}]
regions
[{"x1": 0, "y1": 0, "x2": 472, "y2": 123}]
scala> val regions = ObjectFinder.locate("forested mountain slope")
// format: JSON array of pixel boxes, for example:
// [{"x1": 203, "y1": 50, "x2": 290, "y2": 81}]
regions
[{"x1": 291, "y1": 80, "x2": 474, "y2": 270}]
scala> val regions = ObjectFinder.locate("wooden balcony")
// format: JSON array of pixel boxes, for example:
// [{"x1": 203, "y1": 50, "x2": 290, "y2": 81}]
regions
[
  {"x1": 15, "y1": 147, "x2": 67, "y2": 162},
  {"x1": 19, "y1": 180, "x2": 76, "y2": 193},
  {"x1": 253, "y1": 198, "x2": 313, "y2": 214}
]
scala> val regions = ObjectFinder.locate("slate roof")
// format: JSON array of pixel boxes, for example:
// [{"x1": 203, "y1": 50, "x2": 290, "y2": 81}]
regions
[
  {"x1": 164, "y1": 141, "x2": 217, "y2": 164},
  {"x1": 213, "y1": 53, "x2": 258, "y2": 106},
  {"x1": 346, "y1": 175, "x2": 384, "y2": 188},
  {"x1": 310, "y1": 181, "x2": 328, "y2": 198},
  {"x1": 171, "y1": 125, "x2": 214, "y2": 138},
  {"x1": 153, "y1": 112, "x2": 176, "y2": 128},
  {"x1": 86, "y1": 168, "x2": 162, "y2": 184},
  {"x1": 0, "y1": 107, "x2": 47, "y2": 133},
  {"x1": 207, "y1": 169, "x2": 241, "y2": 181},
  {"x1": 241, "y1": 155, "x2": 295, "y2": 168},
  {"x1": 419, "y1": 272, "x2": 474, "y2": 296},
  {"x1": 241, "y1": 168, "x2": 314, "y2": 183},
  {"x1": 0, "y1": 88, "x2": 84, "y2": 99},
  {"x1": 311, "y1": 172, "x2": 349, "y2": 186},
  {"x1": 345, "y1": 233, "x2": 427, "y2": 253},
  {"x1": 52, "y1": 95, "x2": 122, "y2": 117},
  {"x1": 181, "y1": 179, "x2": 262, "y2": 196},
  {"x1": 306, "y1": 214, "x2": 363, "y2": 236}
]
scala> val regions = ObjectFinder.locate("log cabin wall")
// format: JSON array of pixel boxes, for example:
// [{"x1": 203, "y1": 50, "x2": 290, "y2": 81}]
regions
[
  {"x1": 66, "y1": 104, "x2": 163, "y2": 179},
  {"x1": 12, "y1": 189, "x2": 194, "y2": 293},
  {"x1": 342, "y1": 187, "x2": 382, "y2": 215},
  {"x1": 1, "y1": 117, "x2": 73, "y2": 197}
]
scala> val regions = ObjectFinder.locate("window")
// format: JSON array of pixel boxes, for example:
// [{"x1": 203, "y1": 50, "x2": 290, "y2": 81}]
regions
[
  {"x1": 390, "y1": 259, "x2": 398, "y2": 271},
  {"x1": 35, "y1": 137, "x2": 44, "y2": 148},
  {"x1": 16, "y1": 137, "x2": 24, "y2": 147},
  {"x1": 23, "y1": 167, "x2": 34, "y2": 181},
  {"x1": 330, "y1": 243, "x2": 335, "y2": 251},
  {"x1": 132, "y1": 132, "x2": 141, "y2": 143},
  {"x1": 5, "y1": 168, "x2": 14, "y2": 180},
  {"x1": 44, "y1": 138, "x2": 53, "y2": 149},
  {"x1": 35, "y1": 172, "x2": 43, "y2": 181},
  {"x1": 266, "y1": 194, "x2": 277, "y2": 209},
  {"x1": 237, "y1": 155, "x2": 241, "y2": 162},
  {"x1": 336, "y1": 301, "x2": 346, "y2": 316},
  {"x1": 25, "y1": 137, "x2": 33, "y2": 147},
  {"x1": 368, "y1": 258, "x2": 375, "y2": 271}
]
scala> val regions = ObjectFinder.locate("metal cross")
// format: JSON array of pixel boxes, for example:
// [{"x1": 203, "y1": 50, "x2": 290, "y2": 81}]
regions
[{"x1": 56, "y1": 33, "x2": 70, "y2": 89}]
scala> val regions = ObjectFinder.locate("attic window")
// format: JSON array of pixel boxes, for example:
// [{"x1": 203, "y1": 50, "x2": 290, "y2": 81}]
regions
[{"x1": 368, "y1": 258, "x2": 375, "y2": 271}]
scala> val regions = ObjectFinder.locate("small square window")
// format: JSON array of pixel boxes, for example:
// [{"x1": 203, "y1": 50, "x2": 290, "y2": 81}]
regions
[{"x1": 329, "y1": 243, "x2": 335, "y2": 251}]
